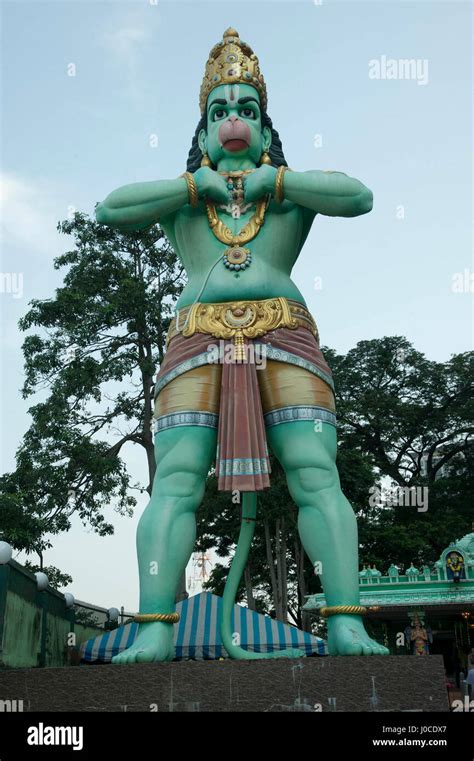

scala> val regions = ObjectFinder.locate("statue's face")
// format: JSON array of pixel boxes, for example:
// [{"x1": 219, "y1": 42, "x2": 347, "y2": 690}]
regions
[{"x1": 199, "y1": 83, "x2": 271, "y2": 165}]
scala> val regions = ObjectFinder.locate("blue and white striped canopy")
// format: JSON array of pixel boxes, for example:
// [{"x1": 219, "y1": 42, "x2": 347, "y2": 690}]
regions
[{"x1": 80, "y1": 591, "x2": 327, "y2": 662}]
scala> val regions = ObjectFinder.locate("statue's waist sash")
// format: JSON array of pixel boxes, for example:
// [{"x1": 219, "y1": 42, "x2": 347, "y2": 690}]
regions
[
  {"x1": 155, "y1": 298, "x2": 334, "y2": 493},
  {"x1": 167, "y1": 297, "x2": 319, "y2": 351}
]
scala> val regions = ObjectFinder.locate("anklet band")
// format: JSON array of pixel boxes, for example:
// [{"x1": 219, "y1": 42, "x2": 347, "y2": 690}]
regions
[
  {"x1": 133, "y1": 612, "x2": 180, "y2": 623},
  {"x1": 318, "y1": 605, "x2": 380, "y2": 617}
]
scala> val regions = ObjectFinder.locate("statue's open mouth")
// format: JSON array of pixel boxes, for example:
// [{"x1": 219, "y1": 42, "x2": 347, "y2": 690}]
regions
[
  {"x1": 219, "y1": 118, "x2": 251, "y2": 153},
  {"x1": 223, "y1": 138, "x2": 249, "y2": 152}
]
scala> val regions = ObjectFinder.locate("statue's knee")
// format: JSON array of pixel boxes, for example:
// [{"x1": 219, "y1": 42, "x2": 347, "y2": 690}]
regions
[
  {"x1": 156, "y1": 468, "x2": 206, "y2": 503},
  {"x1": 287, "y1": 462, "x2": 339, "y2": 503},
  {"x1": 138, "y1": 468, "x2": 205, "y2": 536}
]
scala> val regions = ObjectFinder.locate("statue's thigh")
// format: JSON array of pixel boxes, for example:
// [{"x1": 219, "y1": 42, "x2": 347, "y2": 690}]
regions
[
  {"x1": 267, "y1": 420, "x2": 338, "y2": 475},
  {"x1": 153, "y1": 364, "x2": 221, "y2": 475},
  {"x1": 154, "y1": 364, "x2": 221, "y2": 421},
  {"x1": 257, "y1": 359, "x2": 338, "y2": 470}
]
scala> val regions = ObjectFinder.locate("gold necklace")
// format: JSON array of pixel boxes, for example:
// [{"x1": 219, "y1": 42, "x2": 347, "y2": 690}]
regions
[{"x1": 205, "y1": 197, "x2": 267, "y2": 272}]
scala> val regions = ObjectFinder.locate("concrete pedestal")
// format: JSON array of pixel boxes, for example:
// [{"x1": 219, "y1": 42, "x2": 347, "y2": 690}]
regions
[{"x1": 0, "y1": 655, "x2": 449, "y2": 712}]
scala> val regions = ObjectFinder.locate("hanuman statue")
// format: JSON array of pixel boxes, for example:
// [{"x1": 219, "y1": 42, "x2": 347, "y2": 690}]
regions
[{"x1": 96, "y1": 28, "x2": 389, "y2": 661}]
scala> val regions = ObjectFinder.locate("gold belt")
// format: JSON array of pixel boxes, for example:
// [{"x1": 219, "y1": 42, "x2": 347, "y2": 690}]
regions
[{"x1": 167, "y1": 297, "x2": 318, "y2": 358}]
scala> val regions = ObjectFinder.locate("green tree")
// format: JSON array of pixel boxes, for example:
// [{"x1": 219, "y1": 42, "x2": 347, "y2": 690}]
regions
[
  {"x1": 325, "y1": 337, "x2": 472, "y2": 486},
  {"x1": 0, "y1": 213, "x2": 184, "y2": 562},
  {"x1": 23, "y1": 562, "x2": 73, "y2": 590},
  {"x1": 326, "y1": 336, "x2": 473, "y2": 567}
]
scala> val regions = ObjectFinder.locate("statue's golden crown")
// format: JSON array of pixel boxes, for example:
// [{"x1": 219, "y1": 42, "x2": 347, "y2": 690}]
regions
[{"x1": 199, "y1": 28, "x2": 267, "y2": 114}]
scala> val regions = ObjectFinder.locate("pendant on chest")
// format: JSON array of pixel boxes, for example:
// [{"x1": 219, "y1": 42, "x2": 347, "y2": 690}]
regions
[{"x1": 223, "y1": 246, "x2": 252, "y2": 271}]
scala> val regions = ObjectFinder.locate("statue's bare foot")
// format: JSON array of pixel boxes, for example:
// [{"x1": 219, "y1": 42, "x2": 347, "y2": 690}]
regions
[
  {"x1": 112, "y1": 622, "x2": 175, "y2": 664},
  {"x1": 327, "y1": 615, "x2": 389, "y2": 656}
]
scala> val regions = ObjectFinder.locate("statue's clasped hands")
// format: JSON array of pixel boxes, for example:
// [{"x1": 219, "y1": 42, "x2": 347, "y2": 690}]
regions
[
  {"x1": 193, "y1": 167, "x2": 228, "y2": 204},
  {"x1": 242, "y1": 165, "x2": 277, "y2": 203},
  {"x1": 193, "y1": 164, "x2": 278, "y2": 206}
]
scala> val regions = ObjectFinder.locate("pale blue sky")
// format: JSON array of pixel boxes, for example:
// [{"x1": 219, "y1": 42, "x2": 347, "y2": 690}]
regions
[{"x1": 1, "y1": 0, "x2": 472, "y2": 609}]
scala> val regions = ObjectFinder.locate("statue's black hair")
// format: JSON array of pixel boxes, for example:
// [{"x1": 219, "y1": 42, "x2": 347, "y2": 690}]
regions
[{"x1": 186, "y1": 109, "x2": 288, "y2": 172}]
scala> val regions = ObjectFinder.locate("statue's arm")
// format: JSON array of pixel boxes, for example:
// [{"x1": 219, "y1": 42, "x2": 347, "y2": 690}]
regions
[
  {"x1": 95, "y1": 178, "x2": 190, "y2": 231},
  {"x1": 96, "y1": 168, "x2": 229, "y2": 232},
  {"x1": 281, "y1": 170, "x2": 373, "y2": 218}
]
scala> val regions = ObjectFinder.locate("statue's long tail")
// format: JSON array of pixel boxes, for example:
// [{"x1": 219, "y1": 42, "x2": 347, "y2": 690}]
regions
[
  {"x1": 220, "y1": 492, "x2": 304, "y2": 660},
  {"x1": 220, "y1": 493, "x2": 257, "y2": 659}
]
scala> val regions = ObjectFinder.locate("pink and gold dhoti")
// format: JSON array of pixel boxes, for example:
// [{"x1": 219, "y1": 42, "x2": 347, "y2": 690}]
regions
[{"x1": 153, "y1": 298, "x2": 336, "y2": 492}]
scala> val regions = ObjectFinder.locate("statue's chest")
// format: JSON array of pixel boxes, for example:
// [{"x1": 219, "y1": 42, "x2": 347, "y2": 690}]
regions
[{"x1": 174, "y1": 199, "x2": 301, "y2": 245}]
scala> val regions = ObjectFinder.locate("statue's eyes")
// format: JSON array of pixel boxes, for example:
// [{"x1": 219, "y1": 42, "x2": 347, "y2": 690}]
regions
[
  {"x1": 240, "y1": 108, "x2": 256, "y2": 119},
  {"x1": 213, "y1": 109, "x2": 227, "y2": 121}
]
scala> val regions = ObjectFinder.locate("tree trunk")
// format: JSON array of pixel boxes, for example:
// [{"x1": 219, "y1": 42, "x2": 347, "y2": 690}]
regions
[
  {"x1": 141, "y1": 340, "x2": 156, "y2": 494},
  {"x1": 275, "y1": 519, "x2": 282, "y2": 620},
  {"x1": 264, "y1": 519, "x2": 279, "y2": 618},
  {"x1": 144, "y1": 427, "x2": 156, "y2": 496},
  {"x1": 294, "y1": 538, "x2": 312, "y2": 633},
  {"x1": 280, "y1": 516, "x2": 288, "y2": 622},
  {"x1": 175, "y1": 570, "x2": 188, "y2": 602},
  {"x1": 244, "y1": 564, "x2": 256, "y2": 610},
  {"x1": 274, "y1": 518, "x2": 287, "y2": 622}
]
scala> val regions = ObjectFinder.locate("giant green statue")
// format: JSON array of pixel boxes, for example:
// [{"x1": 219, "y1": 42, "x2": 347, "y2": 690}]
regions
[{"x1": 96, "y1": 28, "x2": 389, "y2": 661}]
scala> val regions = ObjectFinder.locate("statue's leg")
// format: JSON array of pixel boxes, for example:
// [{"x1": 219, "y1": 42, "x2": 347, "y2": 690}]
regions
[
  {"x1": 112, "y1": 424, "x2": 216, "y2": 664},
  {"x1": 267, "y1": 420, "x2": 389, "y2": 656}
]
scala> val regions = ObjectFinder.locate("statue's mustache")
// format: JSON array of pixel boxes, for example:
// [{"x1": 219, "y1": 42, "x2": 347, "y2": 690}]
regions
[{"x1": 218, "y1": 118, "x2": 251, "y2": 147}]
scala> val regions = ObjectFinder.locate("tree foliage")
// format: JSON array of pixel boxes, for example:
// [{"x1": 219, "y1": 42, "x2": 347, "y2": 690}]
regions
[
  {"x1": 24, "y1": 562, "x2": 73, "y2": 590},
  {"x1": 325, "y1": 336, "x2": 472, "y2": 486},
  {"x1": 0, "y1": 213, "x2": 184, "y2": 559},
  {"x1": 327, "y1": 336, "x2": 473, "y2": 568}
]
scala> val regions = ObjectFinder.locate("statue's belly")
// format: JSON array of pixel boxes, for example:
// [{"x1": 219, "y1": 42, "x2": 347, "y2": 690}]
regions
[
  {"x1": 176, "y1": 260, "x2": 306, "y2": 308},
  {"x1": 172, "y1": 207, "x2": 305, "y2": 308}
]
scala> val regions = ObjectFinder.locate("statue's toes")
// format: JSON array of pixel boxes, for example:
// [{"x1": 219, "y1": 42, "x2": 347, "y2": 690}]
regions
[
  {"x1": 361, "y1": 639, "x2": 390, "y2": 656},
  {"x1": 342, "y1": 640, "x2": 363, "y2": 656},
  {"x1": 136, "y1": 648, "x2": 156, "y2": 663},
  {"x1": 114, "y1": 647, "x2": 140, "y2": 664}
]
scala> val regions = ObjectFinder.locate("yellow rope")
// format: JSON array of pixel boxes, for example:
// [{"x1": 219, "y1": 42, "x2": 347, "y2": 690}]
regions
[
  {"x1": 318, "y1": 605, "x2": 380, "y2": 617},
  {"x1": 133, "y1": 612, "x2": 180, "y2": 624}
]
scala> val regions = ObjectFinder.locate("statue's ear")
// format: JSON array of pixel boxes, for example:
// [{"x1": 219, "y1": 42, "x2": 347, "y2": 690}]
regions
[
  {"x1": 262, "y1": 125, "x2": 272, "y2": 153},
  {"x1": 198, "y1": 129, "x2": 208, "y2": 156}
]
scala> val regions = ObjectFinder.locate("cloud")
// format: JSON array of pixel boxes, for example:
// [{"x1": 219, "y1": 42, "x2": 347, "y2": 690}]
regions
[
  {"x1": 101, "y1": 25, "x2": 150, "y2": 70},
  {"x1": 0, "y1": 172, "x2": 65, "y2": 257},
  {"x1": 99, "y1": 8, "x2": 160, "y2": 74},
  {"x1": 96, "y1": 6, "x2": 161, "y2": 103}
]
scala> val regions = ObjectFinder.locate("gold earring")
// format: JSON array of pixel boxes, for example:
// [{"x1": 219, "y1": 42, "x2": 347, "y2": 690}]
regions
[
  {"x1": 201, "y1": 153, "x2": 212, "y2": 168},
  {"x1": 260, "y1": 151, "x2": 272, "y2": 165}
]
